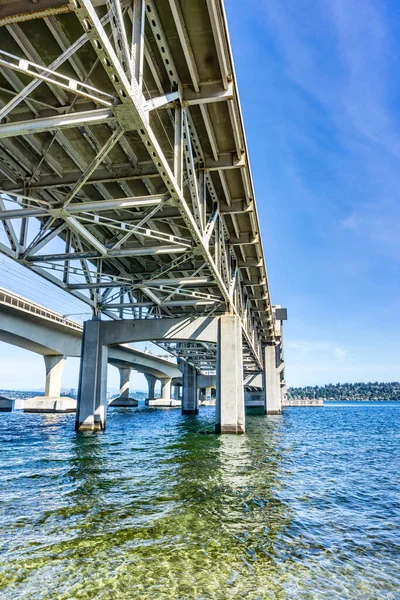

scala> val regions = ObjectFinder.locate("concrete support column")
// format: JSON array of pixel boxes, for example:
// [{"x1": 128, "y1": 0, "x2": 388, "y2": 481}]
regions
[
  {"x1": 76, "y1": 319, "x2": 108, "y2": 431},
  {"x1": 264, "y1": 344, "x2": 281, "y2": 415},
  {"x1": 119, "y1": 367, "x2": 131, "y2": 398},
  {"x1": 22, "y1": 354, "x2": 75, "y2": 414},
  {"x1": 216, "y1": 315, "x2": 245, "y2": 434},
  {"x1": 145, "y1": 374, "x2": 156, "y2": 399},
  {"x1": 172, "y1": 385, "x2": 180, "y2": 400},
  {"x1": 160, "y1": 378, "x2": 171, "y2": 400},
  {"x1": 205, "y1": 386, "x2": 214, "y2": 400},
  {"x1": 182, "y1": 361, "x2": 198, "y2": 414},
  {"x1": 44, "y1": 354, "x2": 66, "y2": 398}
]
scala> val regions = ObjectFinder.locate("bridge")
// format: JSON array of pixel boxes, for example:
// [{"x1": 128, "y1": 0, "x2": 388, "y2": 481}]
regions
[
  {"x1": 0, "y1": 0, "x2": 287, "y2": 432},
  {"x1": 0, "y1": 286, "x2": 181, "y2": 408}
]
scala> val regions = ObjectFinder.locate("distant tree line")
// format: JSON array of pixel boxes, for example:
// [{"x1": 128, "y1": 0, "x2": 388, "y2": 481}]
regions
[{"x1": 288, "y1": 382, "x2": 400, "y2": 401}]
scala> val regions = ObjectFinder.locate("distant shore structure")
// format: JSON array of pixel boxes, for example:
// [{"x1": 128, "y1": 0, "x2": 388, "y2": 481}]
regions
[{"x1": 284, "y1": 398, "x2": 324, "y2": 407}]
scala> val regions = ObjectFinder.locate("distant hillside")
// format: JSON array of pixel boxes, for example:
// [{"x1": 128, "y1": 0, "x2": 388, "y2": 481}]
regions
[{"x1": 288, "y1": 382, "x2": 400, "y2": 401}]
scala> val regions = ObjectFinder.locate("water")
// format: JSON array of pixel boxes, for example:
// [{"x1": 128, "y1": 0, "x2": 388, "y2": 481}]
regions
[{"x1": 0, "y1": 403, "x2": 399, "y2": 599}]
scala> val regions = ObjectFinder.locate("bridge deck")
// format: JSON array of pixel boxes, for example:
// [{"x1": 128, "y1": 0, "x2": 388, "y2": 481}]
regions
[
  {"x1": 0, "y1": 285, "x2": 180, "y2": 379},
  {"x1": 0, "y1": 0, "x2": 276, "y2": 373}
]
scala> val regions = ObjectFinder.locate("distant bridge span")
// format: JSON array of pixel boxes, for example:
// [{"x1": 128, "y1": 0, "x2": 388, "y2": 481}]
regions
[{"x1": 0, "y1": 287, "x2": 180, "y2": 400}]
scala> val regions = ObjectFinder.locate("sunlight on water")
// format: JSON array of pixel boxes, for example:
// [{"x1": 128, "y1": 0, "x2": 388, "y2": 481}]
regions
[{"x1": 0, "y1": 403, "x2": 399, "y2": 599}]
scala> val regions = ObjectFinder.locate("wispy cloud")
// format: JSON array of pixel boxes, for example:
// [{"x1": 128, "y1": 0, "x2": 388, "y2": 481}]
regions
[
  {"x1": 260, "y1": 0, "x2": 399, "y2": 152},
  {"x1": 226, "y1": 0, "x2": 400, "y2": 385},
  {"x1": 287, "y1": 341, "x2": 348, "y2": 362},
  {"x1": 341, "y1": 197, "x2": 400, "y2": 258},
  {"x1": 329, "y1": 0, "x2": 400, "y2": 157},
  {"x1": 257, "y1": 0, "x2": 400, "y2": 255}
]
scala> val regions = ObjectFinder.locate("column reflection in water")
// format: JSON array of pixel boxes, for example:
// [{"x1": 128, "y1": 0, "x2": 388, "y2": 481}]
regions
[
  {"x1": 158, "y1": 410, "x2": 292, "y2": 598},
  {"x1": 0, "y1": 408, "x2": 293, "y2": 599}
]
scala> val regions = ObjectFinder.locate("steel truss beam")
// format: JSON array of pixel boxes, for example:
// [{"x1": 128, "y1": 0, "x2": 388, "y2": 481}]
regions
[
  {"x1": 0, "y1": 0, "x2": 279, "y2": 373},
  {"x1": 0, "y1": 49, "x2": 115, "y2": 106},
  {"x1": 103, "y1": 300, "x2": 216, "y2": 308},
  {"x1": 0, "y1": 1, "x2": 71, "y2": 26},
  {"x1": 143, "y1": 0, "x2": 265, "y2": 363},
  {"x1": 0, "y1": 109, "x2": 114, "y2": 138},
  {"x1": 68, "y1": 276, "x2": 214, "y2": 290},
  {"x1": 0, "y1": 11, "x2": 113, "y2": 121},
  {"x1": 25, "y1": 245, "x2": 188, "y2": 262},
  {"x1": 0, "y1": 191, "x2": 168, "y2": 218}
]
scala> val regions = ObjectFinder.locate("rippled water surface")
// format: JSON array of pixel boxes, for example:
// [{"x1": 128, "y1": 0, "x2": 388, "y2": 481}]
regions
[{"x1": 1, "y1": 403, "x2": 399, "y2": 599}]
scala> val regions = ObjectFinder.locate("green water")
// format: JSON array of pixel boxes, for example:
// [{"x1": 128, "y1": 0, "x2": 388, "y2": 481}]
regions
[{"x1": 1, "y1": 404, "x2": 399, "y2": 598}]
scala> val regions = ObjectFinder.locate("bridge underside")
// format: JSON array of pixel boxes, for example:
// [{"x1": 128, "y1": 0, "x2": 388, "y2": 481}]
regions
[{"x1": 0, "y1": 0, "x2": 288, "y2": 431}]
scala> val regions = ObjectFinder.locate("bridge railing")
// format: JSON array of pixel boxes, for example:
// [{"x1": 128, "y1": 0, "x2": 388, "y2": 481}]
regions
[{"x1": 0, "y1": 287, "x2": 83, "y2": 332}]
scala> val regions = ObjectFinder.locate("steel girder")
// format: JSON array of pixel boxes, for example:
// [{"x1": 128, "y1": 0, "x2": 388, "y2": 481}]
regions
[{"x1": 0, "y1": 0, "x2": 279, "y2": 373}]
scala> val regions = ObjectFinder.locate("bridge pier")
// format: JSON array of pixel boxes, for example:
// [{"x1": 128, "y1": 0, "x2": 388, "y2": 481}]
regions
[
  {"x1": 44, "y1": 354, "x2": 65, "y2": 398},
  {"x1": 146, "y1": 377, "x2": 179, "y2": 407},
  {"x1": 23, "y1": 354, "x2": 76, "y2": 413},
  {"x1": 118, "y1": 367, "x2": 131, "y2": 399},
  {"x1": 199, "y1": 386, "x2": 215, "y2": 404},
  {"x1": 73, "y1": 315, "x2": 248, "y2": 432},
  {"x1": 264, "y1": 345, "x2": 282, "y2": 415},
  {"x1": 109, "y1": 367, "x2": 138, "y2": 407},
  {"x1": 160, "y1": 378, "x2": 172, "y2": 400},
  {"x1": 172, "y1": 384, "x2": 181, "y2": 400},
  {"x1": 216, "y1": 316, "x2": 245, "y2": 434},
  {"x1": 182, "y1": 361, "x2": 198, "y2": 414},
  {"x1": 145, "y1": 374, "x2": 157, "y2": 400},
  {"x1": 76, "y1": 320, "x2": 108, "y2": 431}
]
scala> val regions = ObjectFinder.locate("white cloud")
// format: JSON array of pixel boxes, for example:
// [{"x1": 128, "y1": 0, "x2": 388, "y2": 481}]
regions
[
  {"x1": 341, "y1": 198, "x2": 400, "y2": 255},
  {"x1": 287, "y1": 341, "x2": 347, "y2": 361}
]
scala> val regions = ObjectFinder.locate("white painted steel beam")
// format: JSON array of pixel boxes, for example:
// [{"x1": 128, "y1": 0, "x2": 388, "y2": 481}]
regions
[
  {"x1": 103, "y1": 300, "x2": 217, "y2": 308},
  {"x1": 145, "y1": 84, "x2": 233, "y2": 109},
  {"x1": 63, "y1": 215, "x2": 108, "y2": 256},
  {"x1": 0, "y1": 12, "x2": 112, "y2": 121},
  {"x1": 26, "y1": 245, "x2": 188, "y2": 262},
  {"x1": 0, "y1": 48, "x2": 116, "y2": 105},
  {"x1": 0, "y1": 192, "x2": 168, "y2": 218},
  {"x1": 145, "y1": 91, "x2": 179, "y2": 111},
  {"x1": 131, "y1": 0, "x2": 145, "y2": 95},
  {"x1": 183, "y1": 82, "x2": 234, "y2": 106},
  {"x1": 167, "y1": 0, "x2": 199, "y2": 92},
  {"x1": 0, "y1": 109, "x2": 114, "y2": 138},
  {"x1": 107, "y1": 0, "x2": 131, "y2": 79},
  {"x1": 68, "y1": 276, "x2": 215, "y2": 290}
]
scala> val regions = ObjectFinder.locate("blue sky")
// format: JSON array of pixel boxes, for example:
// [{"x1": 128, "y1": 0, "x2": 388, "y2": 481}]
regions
[
  {"x1": 1, "y1": 0, "x2": 400, "y2": 390},
  {"x1": 225, "y1": 0, "x2": 400, "y2": 385}
]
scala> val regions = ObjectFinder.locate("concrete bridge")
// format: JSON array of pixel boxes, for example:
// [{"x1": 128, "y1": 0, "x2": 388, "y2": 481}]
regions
[
  {"x1": 0, "y1": 287, "x2": 181, "y2": 408},
  {"x1": 0, "y1": 0, "x2": 287, "y2": 432}
]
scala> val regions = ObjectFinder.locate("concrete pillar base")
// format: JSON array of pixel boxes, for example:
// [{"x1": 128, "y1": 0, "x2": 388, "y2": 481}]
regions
[
  {"x1": 109, "y1": 397, "x2": 138, "y2": 407},
  {"x1": 182, "y1": 408, "x2": 198, "y2": 415},
  {"x1": 146, "y1": 398, "x2": 181, "y2": 407},
  {"x1": 216, "y1": 423, "x2": 245, "y2": 434},
  {"x1": 0, "y1": 397, "x2": 12, "y2": 412},
  {"x1": 266, "y1": 409, "x2": 282, "y2": 415},
  {"x1": 22, "y1": 396, "x2": 77, "y2": 413},
  {"x1": 77, "y1": 420, "x2": 104, "y2": 432}
]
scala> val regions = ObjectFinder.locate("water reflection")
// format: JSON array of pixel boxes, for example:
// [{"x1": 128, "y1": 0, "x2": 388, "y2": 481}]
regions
[
  {"x1": 155, "y1": 410, "x2": 292, "y2": 597},
  {"x1": 0, "y1": 405, "x2": 400, "y2": 599}
]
